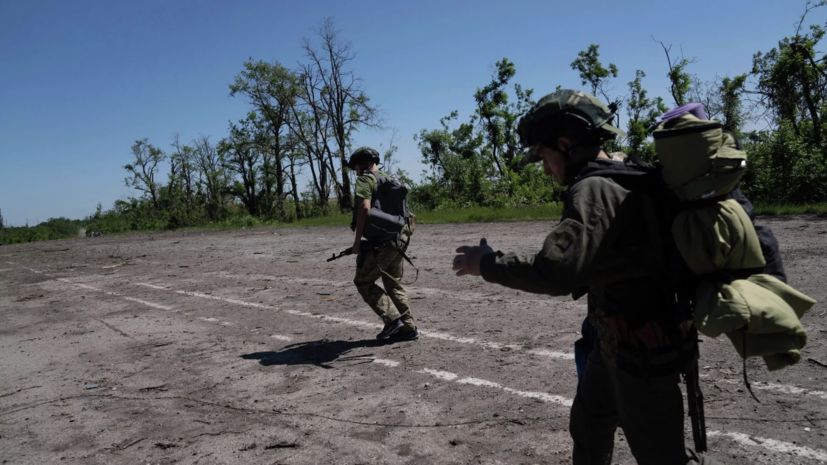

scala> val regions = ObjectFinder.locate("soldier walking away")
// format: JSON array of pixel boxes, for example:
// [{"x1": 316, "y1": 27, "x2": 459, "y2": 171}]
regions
[
  {"x1": 448, "y1": 90, "x2": 781, "y2": 464},
  {"x1": 348, "y1": 147, "x2": 418, "y2": 342}
]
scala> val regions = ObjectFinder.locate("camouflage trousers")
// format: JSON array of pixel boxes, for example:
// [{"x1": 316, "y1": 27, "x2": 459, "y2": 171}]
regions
[
  {"x1": 353, "y1": 240, "x2": 415, "y2": 331},
  {"x1": 570, "y1": 351, "x2": 722, "y2": 465}
]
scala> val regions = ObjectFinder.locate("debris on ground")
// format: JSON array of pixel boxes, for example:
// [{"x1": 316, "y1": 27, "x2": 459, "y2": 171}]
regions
[{"x1": 265, "y1": 442, "x2": 298, "y2": 450}]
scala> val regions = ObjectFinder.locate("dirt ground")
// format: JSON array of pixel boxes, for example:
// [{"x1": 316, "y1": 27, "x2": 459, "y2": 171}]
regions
[{"x1": 1, "y1": 216, "x2": 826, "y2": 465}]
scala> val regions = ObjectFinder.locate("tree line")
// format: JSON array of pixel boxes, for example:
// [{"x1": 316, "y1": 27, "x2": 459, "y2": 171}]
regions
[
  {"x1": 0, "y1": 210, "x2": 85, "y2": 245},
  {"x1": 413, "y1": 2, "x2": 827, "y2": 210},
  {"x1": 6, "y1": 5, "x2": 827, "y2": 242}
]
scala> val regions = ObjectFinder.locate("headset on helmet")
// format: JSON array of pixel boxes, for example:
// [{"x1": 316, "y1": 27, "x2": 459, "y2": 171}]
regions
[
  {"x1": 348, "y1": 147, "x2": 381, "y2": 170},
  {"x1": 518, "y1": 102, "x2": 620, "y2": 150}
]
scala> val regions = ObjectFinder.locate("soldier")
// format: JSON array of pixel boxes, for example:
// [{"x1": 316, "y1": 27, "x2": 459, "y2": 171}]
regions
[
  {"x1": 349, "y1": 147, "x2": 418, "y2": 341},
  {"x1": 451, "y1": 90, "x2": 722, "y2": 464}
]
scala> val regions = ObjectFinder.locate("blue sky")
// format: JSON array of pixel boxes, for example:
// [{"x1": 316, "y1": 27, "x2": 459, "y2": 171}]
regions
[{"x1": 0, "y1": 0, "x2": 808, "y2": 226}]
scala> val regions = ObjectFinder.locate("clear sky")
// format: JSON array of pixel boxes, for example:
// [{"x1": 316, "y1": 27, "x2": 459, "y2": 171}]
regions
[{"x1": 0, "y1": 0, "x2": 808, "y2": 226}]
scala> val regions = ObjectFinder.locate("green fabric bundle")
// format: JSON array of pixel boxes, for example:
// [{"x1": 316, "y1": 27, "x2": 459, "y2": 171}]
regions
[
  {"x1": 653, "y1": 114, "x2": 746, "y2": 201},
  {"x1": 672, "y1": 198, "x2": 766, "y2": 275},
  {"x1": 693, "y1": 274, "x2": 816, "y2": 370}
]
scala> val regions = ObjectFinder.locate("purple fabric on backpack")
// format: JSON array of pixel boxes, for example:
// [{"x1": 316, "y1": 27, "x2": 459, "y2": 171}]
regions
[{"x1": 656, "y1": 103, "x2": 708, "y2": 125}]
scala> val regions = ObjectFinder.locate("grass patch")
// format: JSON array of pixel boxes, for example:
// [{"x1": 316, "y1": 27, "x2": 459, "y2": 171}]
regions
[
  {"x1": 160, "y1": 205, "x2": 565, "y2": 235},
  {"x1": 753, "y1": 203, "x2": 827, "y2": 216},
  {"x1": 20, "y1": 202, "x2": 822, "y2": 245}
]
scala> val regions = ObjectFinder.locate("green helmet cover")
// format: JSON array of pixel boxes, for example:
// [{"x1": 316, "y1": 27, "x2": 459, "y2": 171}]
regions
[
  {"x1": 348, "y1": 146, "x2": 381, "y2": 170},
  {"x1": 517, "y1": 89, "x2": 626, "y2": 166}
]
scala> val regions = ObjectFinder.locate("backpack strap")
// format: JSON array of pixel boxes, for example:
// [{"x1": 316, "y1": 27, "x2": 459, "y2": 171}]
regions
[{"x1": 369, "y1": 241, "x2": 420, "y2": 286}]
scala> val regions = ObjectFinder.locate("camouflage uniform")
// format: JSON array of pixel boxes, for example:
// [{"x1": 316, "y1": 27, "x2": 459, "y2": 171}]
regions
[
  {"x1": 353, "y1": 228, "x2": 415, "y2": 330},
  {"x1": 480, "y1": 90, "x2": 722, "y2": 465},
  {"x1": 353, "y1": 170, "x2": 416, "y2": 331}
]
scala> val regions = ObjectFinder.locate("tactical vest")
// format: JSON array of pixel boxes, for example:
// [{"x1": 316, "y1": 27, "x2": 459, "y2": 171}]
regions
[{"x1": 352, "y1": 171, "x2": 412, "y2": 247}]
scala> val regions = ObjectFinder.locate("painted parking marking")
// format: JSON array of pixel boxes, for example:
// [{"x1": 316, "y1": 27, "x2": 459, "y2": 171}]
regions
[
  {"x1": 10, "y1": 263, "x2": 827, "y2": 461},
  {"x1": 134, "y1": 282, "x2": 574, "y2": 360},
  {"x1": 708, "y1": 431, "x2": 827, "y2": 462}
]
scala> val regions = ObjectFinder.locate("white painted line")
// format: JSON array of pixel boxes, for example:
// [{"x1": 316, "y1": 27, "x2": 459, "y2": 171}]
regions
[
  {"x1": 270, "y1": 334, "x2": 292, "y2": 341},
  {"x1": 717, "y1": 379, "x2": 827, "y2": 401},
  {"x1": 410, "y1": 367, "x2": 827, "y2": 458},
  {"x1": 319, "y1": 315, "x2": 382, "y2": 329},
  {"x1": 176, "y1": 289, "x2": 272, "y2": 309},
  {"x1": 754, "y1": 382, "x2": 827, "y2": 400},
  {"x1": 527, "y1": 349, "x2": 576, "y2": 360},
  {"x1": 71, "y1": 282, "x2": 112, "y2": 294},
  {"x1": 708, "y1": 431, "x2": 827, "y2": 462},
  {"x1": 136, "y1": 283, "x2": 167, "y2": 290},
  {"x1": 418, "y1": 369, "x2": 458, "y2": 381},
  {"x1": 216, "y1": 271, "x2": 560, "y2": 304},
  {"x1": 285, "y1": 309, "x2": 313, "y2": 316},
  {"x1": 457, "y1": 377, "x2": 502, "y2": 389},
  {"x1": 285, "y1": 309, "x2": 381, "y2": 329},
  {"x1": 137, "y1": 284, "x2": 273, "y2": 310},
  {"x1": 123, "y1": 296, "x2": 174, "y2": 311},
  {"x1": 57, "y1": 278, "x2": 173, "y2": 311},
  {"x1": 417, "y1": 369, "x2": 573, "y2": 407},
  {"x1": 13, "y1": 265, "x2": 827, "y2": 461},
  {"x1": 0, "y1": 268, "x2": 12, "y2": 273},
  {"x1": 372, "y1": 358, "x2": 400, "y2": 367},
  {"x1": 501, "y1": 387, "x2": 573, "y2": 407},
  {"x1": 135, "y1": 282, "x2": 575, "y2": 360}
]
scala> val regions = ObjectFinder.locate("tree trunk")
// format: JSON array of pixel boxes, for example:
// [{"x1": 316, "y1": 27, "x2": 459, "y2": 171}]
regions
[{"x1": 798, "y1": 62, "x2": 823, "y2": 145}]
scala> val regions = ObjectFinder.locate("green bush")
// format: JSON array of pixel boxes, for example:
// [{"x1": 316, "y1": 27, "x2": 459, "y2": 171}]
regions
[{"x1": 0, "y1": 217, "x2": 84, "y2": 244}]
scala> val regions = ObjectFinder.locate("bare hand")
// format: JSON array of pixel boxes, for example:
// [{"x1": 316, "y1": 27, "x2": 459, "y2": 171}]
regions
[
  {"x1": 352, "y1": 243, "x2": 361, "y2": 255},
  {"x1": 452, "y1": 238, "x2": 494, "y2": 277}
]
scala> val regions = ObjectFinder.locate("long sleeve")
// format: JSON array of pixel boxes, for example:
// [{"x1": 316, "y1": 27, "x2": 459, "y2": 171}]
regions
[{"x1": 479, "y1": 177, "x2": 630, "y2": 296}]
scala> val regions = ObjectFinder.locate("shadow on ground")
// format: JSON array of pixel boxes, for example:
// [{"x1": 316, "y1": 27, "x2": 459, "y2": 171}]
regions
[{"x1": 241, "y1": 338, "x2": 391, "y2": 369}]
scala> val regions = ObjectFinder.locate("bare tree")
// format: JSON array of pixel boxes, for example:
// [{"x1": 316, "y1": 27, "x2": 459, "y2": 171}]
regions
[
  {"x1": 286, "y1": 63, "x2": 337, "y2": 211},
  {"x1": 380, "y1": 127, "x2": 400, "y2": 173},
  {"x1": 653, "y1": 37, "x2": 699, "y2": 108},
  {"x1": 302, "y1": 18, "x2": 383, "y2": 213},
  {"x1": 283, "y1": 140, "x2": 306, "y2": 220},
  {"x1": 192, "y1": 135, "x2": 229, "y2": 220},
  {"x1": 171, "y1": 134, "x2": 197, "y2": 221}
]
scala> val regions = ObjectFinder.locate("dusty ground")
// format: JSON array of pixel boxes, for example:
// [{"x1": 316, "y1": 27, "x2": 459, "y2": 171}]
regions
[{"x1": 1, "y1": 217, "x2": 826, "y2": 465}]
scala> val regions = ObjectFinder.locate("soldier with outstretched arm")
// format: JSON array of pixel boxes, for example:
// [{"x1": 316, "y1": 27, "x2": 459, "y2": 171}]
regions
[{"x1": 452, "y1": 90, "x2": 722, "y2": 465}]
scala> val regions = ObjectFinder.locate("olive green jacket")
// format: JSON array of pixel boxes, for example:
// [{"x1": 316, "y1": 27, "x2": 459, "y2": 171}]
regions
[{"x1": 479, "y1": 173, "x2": 672, "y2": 364}]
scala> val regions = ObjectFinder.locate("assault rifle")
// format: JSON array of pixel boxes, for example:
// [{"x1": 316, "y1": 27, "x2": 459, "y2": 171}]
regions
[
  {"x1": 684, "y1": 330, "x2": 707, "y2": 453},
  {"x1": 327, "y1": 242, "x2": 370, "y2": 262}
]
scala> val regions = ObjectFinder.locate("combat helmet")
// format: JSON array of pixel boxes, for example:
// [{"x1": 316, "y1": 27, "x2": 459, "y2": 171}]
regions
[
  {"x1": 348, "y1": 147, "x2": 381, "y2": 170},
  {"x1": 517, "y1": 89, "x2": 625, "y2": 167}
]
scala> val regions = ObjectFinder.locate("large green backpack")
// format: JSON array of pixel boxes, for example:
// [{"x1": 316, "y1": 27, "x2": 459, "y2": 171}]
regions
[
  {"x1": 653, "y1": 114, "x2": 747, "y2": 202},
  {"x1": 651, "y1": 114, "x2": 816, "y2": 371}
]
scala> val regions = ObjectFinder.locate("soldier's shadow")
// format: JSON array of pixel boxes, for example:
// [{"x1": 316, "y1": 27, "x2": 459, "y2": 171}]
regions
[{"x1": 241, "y1": 338, "x2": 387, "y2": 369}]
